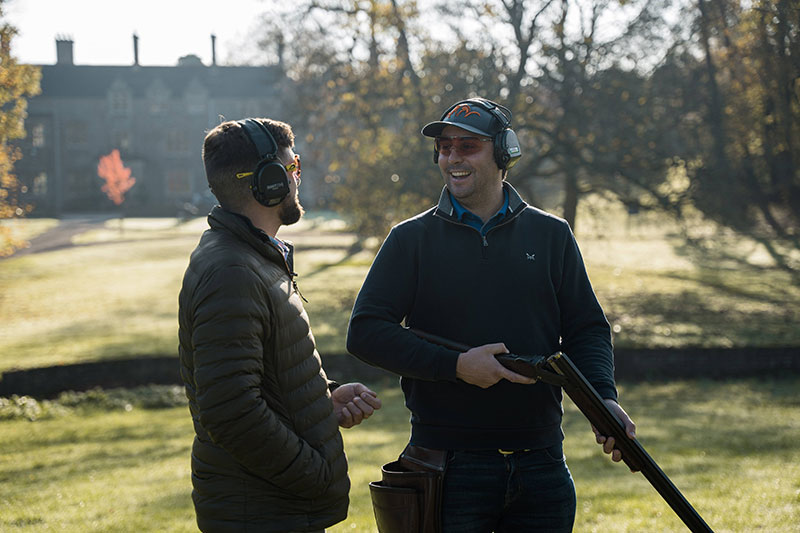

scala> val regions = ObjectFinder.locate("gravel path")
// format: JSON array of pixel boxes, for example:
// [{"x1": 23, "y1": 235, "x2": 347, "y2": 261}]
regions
[{"x1": 6, "y1": 214, "x2": 115, "y2": 258}]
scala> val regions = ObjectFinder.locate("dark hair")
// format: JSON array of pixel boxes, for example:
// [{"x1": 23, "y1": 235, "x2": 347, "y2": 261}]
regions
[{"x1": 202, "y1": 118, "x2": 295, "y2": 211}]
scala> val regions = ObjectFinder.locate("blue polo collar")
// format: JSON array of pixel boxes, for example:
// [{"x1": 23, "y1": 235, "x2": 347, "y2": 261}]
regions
[{"x1": 449, "y1": 188, "x2": 509, "y2": 235}]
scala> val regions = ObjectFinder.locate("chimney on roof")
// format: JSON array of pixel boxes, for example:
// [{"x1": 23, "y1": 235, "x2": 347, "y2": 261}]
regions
[
  {"x1": 55, "y1": 36, "x2": 74, "y2": 65},
  {"x1": 211, "y1": 34, "x2": 217, "y2": 66},
  {"x1": 133, "y1": 33, "x2": 140, "y2": 66}
]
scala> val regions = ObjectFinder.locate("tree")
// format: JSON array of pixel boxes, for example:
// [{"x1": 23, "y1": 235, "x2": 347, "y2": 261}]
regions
[
  {"x1": 432, "y1": 0, "x2": 680, "y2": 231},
  {"x1": 97, "y1": 149, "x2": 135, "y2": 206},
  {"x1": 699, "y1": 0, "x2": 800, "y2": 273},
  {"x1": 257, "y1": 0, "x2": 505, "y2": 242},
  {"x1": 0, "y1": 0, "x2": 41, "y2": 256},
  {"x1": 646, "y1": 0, "x2": 800, "y2": 275},
  {"x1": 248, "y1": 0, "x2": 799, "y2": 276}
]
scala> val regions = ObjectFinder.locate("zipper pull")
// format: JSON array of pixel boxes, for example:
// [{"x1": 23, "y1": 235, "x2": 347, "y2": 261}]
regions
[
  {"x1": 292, "y1": 278, "x2": 308, "y2": 302},
  {"x1": 482, "y1": 235, "x2": 489, "y2": 247}
]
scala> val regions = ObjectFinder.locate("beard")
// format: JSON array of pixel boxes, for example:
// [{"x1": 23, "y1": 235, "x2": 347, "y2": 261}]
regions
[{"x1": 278, "y1": 192, "x2": 305, "y2": 226}]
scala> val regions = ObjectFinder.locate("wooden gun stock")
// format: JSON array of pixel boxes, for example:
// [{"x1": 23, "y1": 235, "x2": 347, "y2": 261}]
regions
[{"x1": 408, "y1": 328, "x2": 714, "y2": 533}]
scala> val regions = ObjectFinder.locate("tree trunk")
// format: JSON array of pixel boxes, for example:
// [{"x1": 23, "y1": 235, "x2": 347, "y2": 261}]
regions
[
  {"x1": 697, "y1": 0, "x2": 729, "y2": 174},
  {"x1": 563, "y1": 173, "x2": 578, "y2": 231}
]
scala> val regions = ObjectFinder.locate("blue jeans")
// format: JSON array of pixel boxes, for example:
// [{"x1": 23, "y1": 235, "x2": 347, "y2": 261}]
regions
[{"x1": 440, "y1": 443, "x2": 576, "y2": 532}]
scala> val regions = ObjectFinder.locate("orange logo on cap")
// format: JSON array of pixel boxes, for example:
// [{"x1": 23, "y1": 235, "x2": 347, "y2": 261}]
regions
[{"x1": 446, "y1": 104, "x2": 480, "y2": 119}]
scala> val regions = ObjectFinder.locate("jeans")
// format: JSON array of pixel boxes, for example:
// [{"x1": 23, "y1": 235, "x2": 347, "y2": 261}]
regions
[{"x1": 440, "y1": 443, "x2": 576, "y2": 532}]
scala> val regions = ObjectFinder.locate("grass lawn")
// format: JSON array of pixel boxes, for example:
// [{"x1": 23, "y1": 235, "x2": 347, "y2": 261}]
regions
[
  {"x1": 1, "y1": 208, "x2": 799, "y2": 373},
  {"x1": 1, "y1": 379, "x2": 799, "y2": 532},
  {"x1": 0, "y1": 214, "x2": 374, "y2": 372},
  {"x1": 1, "y1": 208, "x2": 798, "y2": 530}
]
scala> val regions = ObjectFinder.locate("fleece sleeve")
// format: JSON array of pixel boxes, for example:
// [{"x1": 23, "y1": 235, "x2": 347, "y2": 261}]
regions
[
  {"x1": 556, "y1": 226, "x2": 618, "y2": 401},
  {"x1": 347, "y1": 227, "x2": 461, "y2": 381}
]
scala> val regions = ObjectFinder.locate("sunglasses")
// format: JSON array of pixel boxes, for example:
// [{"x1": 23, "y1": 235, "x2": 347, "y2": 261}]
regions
[
  {"x1": 284, "y1": 154, "x2": 301, "y2": 180},
  {"x1": 236, "y1": 154, "x2": 301, "y2": 181},
  {"x1": 435, "y1": 136, "x2": 492, "y2": 157}
]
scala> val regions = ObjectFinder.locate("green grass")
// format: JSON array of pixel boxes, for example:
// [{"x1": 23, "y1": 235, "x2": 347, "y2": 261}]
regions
[
  {"x1": 0, "y1": 214, "x2": 370, "y2": 372},
  {"x1": 1, "y1": 208, "x2": 799, "y2": 373},
  {"x1": 1, "y1": 203, "x2": 798, "y2": 532},
  {"x1": 1, "y1": 380, "x2": 798, "y2": 532},
  {"x1": 0, "y1": 403, "x2": 196, "y2": 531}
]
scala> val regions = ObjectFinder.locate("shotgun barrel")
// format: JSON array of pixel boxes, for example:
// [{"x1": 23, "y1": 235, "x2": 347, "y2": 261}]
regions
[{"x1": 407, "y1": 328, "x2": 714, "y2": 533}]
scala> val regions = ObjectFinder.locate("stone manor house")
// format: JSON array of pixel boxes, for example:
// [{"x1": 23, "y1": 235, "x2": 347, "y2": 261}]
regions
[{"x1": 14, "y1": 35, "x2": 294, "y2": 216}]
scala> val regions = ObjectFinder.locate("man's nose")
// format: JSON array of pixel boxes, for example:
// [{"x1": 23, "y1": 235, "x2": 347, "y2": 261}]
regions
[{"x1": 446, "y1": 149, "x2": 463, "y2": 163}]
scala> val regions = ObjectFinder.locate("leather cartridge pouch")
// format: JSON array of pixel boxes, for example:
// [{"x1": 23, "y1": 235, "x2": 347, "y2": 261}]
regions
[{"x1": 369, "y1": 444, "x2": 448, "y2": 533}]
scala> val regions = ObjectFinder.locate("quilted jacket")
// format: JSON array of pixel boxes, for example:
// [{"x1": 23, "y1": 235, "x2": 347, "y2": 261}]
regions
[{"x1": 178, "y1": 207, "x2": 349, "y2": 532}]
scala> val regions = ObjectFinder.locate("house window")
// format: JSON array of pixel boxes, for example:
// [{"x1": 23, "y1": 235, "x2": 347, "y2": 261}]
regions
[
  {"x1": 65, "y1": 121, "x2": 88, "y2": 145},
  {"x1": 67, "y1": 171, "x2": 94, "y2": 198},
  {"x1": 147, "y1": 80, "x2": 170, "y2": 114},
  {"x1": 185, "y1": 79, "x2": 208, "y2": 115},
  {"x1": 166, "y1": 170, "x2": 191, "y2": 196},
  {"x1": 33, "y1": 173, "x2": 48, "y2": 195},
  {"x1": 166, "y1": 130, "x2": 189, "y2": 153},
  {"x1": 111, "y1": 92, "x2": 130, "y2": 114},
  {"x1": 32, "y1": 124, "x2": 45, "y2": 147},
  {"x1": 108, "y1": 80, "x2": 132, "y2": 116},
  {"x1": 186, "y1": 92, "x2": 206, "y2": 115},
  {"x1": 113, "y1": 131, "x2": 131, "y2": 151},
  {"x1": 150, "y1": 97, "x2": 169, "y2": 114}
]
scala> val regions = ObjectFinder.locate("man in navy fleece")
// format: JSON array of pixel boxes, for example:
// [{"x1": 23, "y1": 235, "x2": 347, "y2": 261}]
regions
[{"x1": 347, "y1": 97, "x2": 636, "y2": 532}]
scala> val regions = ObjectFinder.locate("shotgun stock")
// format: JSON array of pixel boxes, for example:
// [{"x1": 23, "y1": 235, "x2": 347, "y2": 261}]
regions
[{"x1": 408, "y1": 328, "x2": 714, "y2": 533}]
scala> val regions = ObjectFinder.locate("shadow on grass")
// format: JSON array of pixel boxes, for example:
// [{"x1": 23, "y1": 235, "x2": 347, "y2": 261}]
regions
[
  {"x1": 2, "y1": 438, "x2": 189, "y2": 486},
  {"x1": 304, "y1": 242, "x2": 365, "y2": 278},
  {"x1": 139, "y1": 487, "x2": 193, "y2": 513},
  {"x1": 662, "y1": 269, "x2": 798, "y2": 306},
  {"x1": 606, "y1": 287, "x2": 799, "y2": 347},
  {"x1": 563, "y1": 378, "x2": 800, "y2": 486},
  {"x1": 0, "y1": 314, "x2": 179, "y2": 370},
  {"x1": 672, "y1": 234, "x2": 800, "y2": 283}
]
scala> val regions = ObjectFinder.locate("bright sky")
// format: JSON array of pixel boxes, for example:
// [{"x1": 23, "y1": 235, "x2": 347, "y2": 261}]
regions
[{"x1": 4, "y1": 0, "x2": 270, "y2": 66}]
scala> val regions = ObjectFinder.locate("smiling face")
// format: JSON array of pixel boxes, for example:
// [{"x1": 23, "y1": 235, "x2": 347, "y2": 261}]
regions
[{"x1": 437, "y1": 125, "x2": 504, "y2": 217}]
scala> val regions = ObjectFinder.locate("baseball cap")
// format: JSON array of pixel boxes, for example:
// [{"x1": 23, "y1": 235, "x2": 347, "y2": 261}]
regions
[{"x1": 421, "y1": 99, "x2": 506, "y2": 138}]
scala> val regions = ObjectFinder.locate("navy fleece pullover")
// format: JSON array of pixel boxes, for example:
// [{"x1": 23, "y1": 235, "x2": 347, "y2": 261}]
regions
[{"x1": 347, "y1": 184, "x2": 616, "y2": 451}]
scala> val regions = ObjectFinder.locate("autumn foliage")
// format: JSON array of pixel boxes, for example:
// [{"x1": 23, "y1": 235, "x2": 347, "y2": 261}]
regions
[
  {"x1": 1, "y1": 1, "x2": 41, "y2": 256},
  {"x1": 97, "y1": 149, "x2": 135, "y2": 205}
]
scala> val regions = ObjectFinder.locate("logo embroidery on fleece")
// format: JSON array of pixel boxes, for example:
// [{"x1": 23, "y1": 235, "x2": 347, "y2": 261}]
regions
[{"x1": 526, "y1": 253, "x2": 536, "y2": 261}]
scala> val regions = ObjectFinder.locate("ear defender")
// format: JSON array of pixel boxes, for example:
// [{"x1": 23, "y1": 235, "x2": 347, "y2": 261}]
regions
[
  {"x1": 496, "y1": 126, "x2": 521, "y2": 170},
  {"x1": 237, "y1": 119, "x2": 291, "y2": 207},
  {"x1": 430, "y1": 99, "x2": 522, "y2": 170}
]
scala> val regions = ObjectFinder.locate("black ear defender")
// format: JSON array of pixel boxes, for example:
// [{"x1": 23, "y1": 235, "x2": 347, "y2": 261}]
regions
[
  {"x1": 483, "y1": 100, "x2": 522, "y2": 171},
  {"x1": 236, "y1": 118, "x2": 290, "y2": 207},
  {"x1": 432, "y1": 98, "x2": 522, "y2": 170}
]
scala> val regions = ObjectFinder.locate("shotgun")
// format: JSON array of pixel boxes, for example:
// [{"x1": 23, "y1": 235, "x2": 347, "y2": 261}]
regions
[{"x1": 408, "y1": 328, "x2": 714, "y2": 533}]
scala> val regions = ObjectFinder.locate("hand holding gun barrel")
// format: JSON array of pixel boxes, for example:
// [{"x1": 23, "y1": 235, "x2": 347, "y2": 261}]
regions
[{"x1": 409, "y1": 328, "x2": 714, "y2": 533}]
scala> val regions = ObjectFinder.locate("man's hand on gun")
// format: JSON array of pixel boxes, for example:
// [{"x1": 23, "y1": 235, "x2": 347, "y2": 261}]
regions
[
  {"x1": 592, "y1": 399, "x2": 638, "y2": 469},
  {"x1": 456, "y1": 341, "x2": 639, "y2": 471},
  {"x1": 456, "y1": 343, "x2": 538, "y2": 388},
  {"x1": 410, "y1": 328, "x2": 714, "y2": 532}
]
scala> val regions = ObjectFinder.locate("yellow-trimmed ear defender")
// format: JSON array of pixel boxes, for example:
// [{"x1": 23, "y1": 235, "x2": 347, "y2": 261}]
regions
[{"x1": 236, "y1": 118, "x2": 291, "y2": 207}]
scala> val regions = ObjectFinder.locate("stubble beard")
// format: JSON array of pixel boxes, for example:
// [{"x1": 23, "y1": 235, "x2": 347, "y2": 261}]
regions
[{"x1": 279, "y1": 193, "x2": 305, "y2": 226}]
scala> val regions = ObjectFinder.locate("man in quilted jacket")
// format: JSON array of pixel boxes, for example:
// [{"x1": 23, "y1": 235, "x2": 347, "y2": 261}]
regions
[{"x1": 179, "y1": 118, "x2": 381, "y2": 532}]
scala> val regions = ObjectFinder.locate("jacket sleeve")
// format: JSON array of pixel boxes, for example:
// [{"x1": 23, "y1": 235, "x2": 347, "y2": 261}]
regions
[
  {"x1": 555, "y1": 225, "x2": 618, "y2": 401},
  {"x1": 191, "y1": 264, "x2": 332, "y2": 498},
  {"x1": 347, "y1": 226, "x2": 460, "y2": 381}
]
